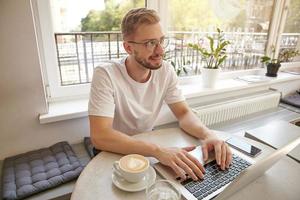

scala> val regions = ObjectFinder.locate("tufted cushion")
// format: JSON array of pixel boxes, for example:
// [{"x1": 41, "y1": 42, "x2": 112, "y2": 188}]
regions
[
  {"x1": 281, "y1": 92, "x2": 300, "y2": 108},
  {"x1": 2, "y1": 142, "x2": 83, "y2": 200}
]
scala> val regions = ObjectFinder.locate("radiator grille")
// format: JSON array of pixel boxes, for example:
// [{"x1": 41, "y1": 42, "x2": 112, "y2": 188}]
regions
[{"x1": 192, "y1": 91, "x2": 281, "y2": 126}]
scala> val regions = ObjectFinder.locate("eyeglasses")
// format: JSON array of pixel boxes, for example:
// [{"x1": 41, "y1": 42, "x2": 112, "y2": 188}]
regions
[{"x1": 127, "y1": 38, "x2": 169, "y2": 51}]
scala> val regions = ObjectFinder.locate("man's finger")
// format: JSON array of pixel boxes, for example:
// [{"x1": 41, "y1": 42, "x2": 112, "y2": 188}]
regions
[
  {"x1": 214, "y1": 142, "x2": 222, "y2": 165},
  {"x1": 185, "y1": 152, "x2": 206, "y2": 175},
  {"x1": 180, "y1": 152, "x2": 204, "y2": 179},
  {"x1": 182, "y1": 146, "x2": 196, "y2": 152},
  {"x1": 225, "y1": 146, "x2": 232, "y2": 168},
  {"x1": 170, "y1": 161, "x2": 186, "y2": 180},
  {"x1": 221, "y1": 142, "x2": 227, "y2": 170},
  {"x1": 202, "y1": 144, "x2": 209, "y2": 161},
  {"x1": 175, "y1": 157, "x2": 198, "y2": 181}
]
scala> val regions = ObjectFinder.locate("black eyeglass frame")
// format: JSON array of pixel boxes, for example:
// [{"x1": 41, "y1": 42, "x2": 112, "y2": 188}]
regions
[{"x1": 127, "y1": 37, "x2": 169, "y2": 50}]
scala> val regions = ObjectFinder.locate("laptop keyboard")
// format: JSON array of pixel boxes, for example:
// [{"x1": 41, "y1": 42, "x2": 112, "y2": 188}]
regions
[{"x1": 181, "y1": 154, "x2": 252, "y2": 200}]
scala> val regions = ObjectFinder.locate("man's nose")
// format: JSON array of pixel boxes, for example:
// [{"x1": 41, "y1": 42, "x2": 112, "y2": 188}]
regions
[{"x1": 154, "y1": 42, "x2": 164, "y2": 54}]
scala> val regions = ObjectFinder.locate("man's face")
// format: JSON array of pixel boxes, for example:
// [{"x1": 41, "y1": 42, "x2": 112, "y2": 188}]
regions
[{"x1": 126, "y1": 23, "x2": 165, "y2": 70}]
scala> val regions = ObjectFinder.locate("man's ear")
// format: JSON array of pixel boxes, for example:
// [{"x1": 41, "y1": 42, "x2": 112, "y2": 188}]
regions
[{"x1": 123, "y1": 41, "x2": 133, "y2": 55}]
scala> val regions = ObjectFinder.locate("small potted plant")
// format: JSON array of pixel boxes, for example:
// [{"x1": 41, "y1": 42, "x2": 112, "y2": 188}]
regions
[
  {"x1": 188, "y1": 28, "x2": 230, "y2": 88},
  {"x1": 163, "y1": 51, "x2": 191, "y2": 76},
  {"x1": 261, "y1": 47, "x2": 299, "y2": 77},
  {"x1": 278, "y1": 48, "x2": 299, "y2": 62}
]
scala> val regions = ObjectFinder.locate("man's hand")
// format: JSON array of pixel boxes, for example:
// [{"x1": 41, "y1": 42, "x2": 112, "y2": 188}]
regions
[
  {"x1": 201, "y1": 135, "x2": 232, "y2": 170},
  {"x1": 155, "y1": 146, "x2": 205, "y2": 181},
  {"x1": 168, "y1": 102, "x2": 232, "y2": 171}
]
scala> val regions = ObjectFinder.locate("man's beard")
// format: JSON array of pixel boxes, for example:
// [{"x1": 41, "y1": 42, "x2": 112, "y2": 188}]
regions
[{"x1": 133, "y1": 50, "x2": 162, "y2": 70}]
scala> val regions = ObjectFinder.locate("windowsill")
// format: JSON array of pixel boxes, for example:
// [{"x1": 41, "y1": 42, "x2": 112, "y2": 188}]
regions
[
  {"x1": 39, "y1": 98, "x2": 89, "y2": 124},
  {"x1": 39, "y1": 68, "x2": 300, "y2": 124},
  {"x1": 180, "y1": 72, "x2": 297, "y2": 99}
]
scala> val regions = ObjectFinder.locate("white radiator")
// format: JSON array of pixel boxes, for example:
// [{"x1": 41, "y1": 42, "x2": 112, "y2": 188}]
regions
[{"x1": 192, "y1": 90, "x2": 281, "y2": 126}]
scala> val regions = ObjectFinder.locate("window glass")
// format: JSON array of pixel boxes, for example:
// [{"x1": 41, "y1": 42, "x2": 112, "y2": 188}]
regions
[
  {"x1": 51, "y1": 0, "x2": 145, "y2": 86},
  {"x1": 280, "y1": 0, "x2": 300, "y2": 62},
  {"x1": 167, "y1": 0, "x2": 274, "y2": 76}
]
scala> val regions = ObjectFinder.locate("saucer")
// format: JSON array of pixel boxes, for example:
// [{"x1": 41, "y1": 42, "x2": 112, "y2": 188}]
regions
[{"x1": 112, "y1": 166, "x2": 156, "y2": 192}]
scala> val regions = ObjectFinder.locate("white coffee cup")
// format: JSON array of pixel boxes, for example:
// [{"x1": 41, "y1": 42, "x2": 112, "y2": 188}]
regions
[{"x1": 113, "y1": 154, "x2": 150, "y2": 183}]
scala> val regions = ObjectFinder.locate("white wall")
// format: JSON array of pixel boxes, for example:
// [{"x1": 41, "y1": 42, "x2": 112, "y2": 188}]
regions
[
  {"x1": 0, "y1": 0, "x2": 89, "y2": 160},
  {"x1": 0, "y1": 0, "x2": 299, "y2": 161}
]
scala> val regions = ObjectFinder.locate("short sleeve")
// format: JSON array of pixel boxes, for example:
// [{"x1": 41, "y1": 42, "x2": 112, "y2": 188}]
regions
[
  {"x1": 88, "y1": 67, "x2": 115, "y2": 117},
  {"x1": 164, "y1": 65, "x2": 185, "y2": 104}
]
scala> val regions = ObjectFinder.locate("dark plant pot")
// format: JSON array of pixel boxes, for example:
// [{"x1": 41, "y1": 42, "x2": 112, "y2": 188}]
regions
[{"x1": 266, "y1": 63, "x2": 281, "y2": 77}]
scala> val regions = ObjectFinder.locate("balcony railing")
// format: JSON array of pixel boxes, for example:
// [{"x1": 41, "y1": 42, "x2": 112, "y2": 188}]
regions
[{"x1": 54, "y1": 31, "x2": 300, "y2": 86}]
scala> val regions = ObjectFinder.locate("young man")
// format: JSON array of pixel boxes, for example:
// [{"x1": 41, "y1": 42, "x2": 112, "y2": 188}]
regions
[{"x1": 88, "y1": 8, "x2": 232, "y2": 181}]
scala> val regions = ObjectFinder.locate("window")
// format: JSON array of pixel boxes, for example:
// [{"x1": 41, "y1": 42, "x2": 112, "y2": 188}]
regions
[
  {"x1": 33, "y1": 0, "x2": 299, "y2": 100},
  {"x1": 279, "y1": 0, "x2": 300, "y2": 62},
  {"x1": 52, "y1": 0, "x2": 145, "y2": 86},
  {"x1": 33, "y1": 0, "x2": 145, "y2": 100},
  {"x1": 166, "y1": 0, "x2": 274, "y2": 75}
]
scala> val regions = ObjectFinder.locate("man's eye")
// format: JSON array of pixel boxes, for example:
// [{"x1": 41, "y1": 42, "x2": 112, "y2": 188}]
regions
[{"x1": 147, "y1": 40, "x2": 157, "y2": 46}]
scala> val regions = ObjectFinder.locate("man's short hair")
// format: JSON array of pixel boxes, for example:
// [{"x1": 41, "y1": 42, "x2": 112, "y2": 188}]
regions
[{"x1": 121, "y1": 8, "x2": 160, "y2": 40}]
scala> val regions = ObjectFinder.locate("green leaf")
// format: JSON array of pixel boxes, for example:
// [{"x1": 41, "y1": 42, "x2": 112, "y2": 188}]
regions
[
  {"x1": 260, "y1": 56, "x2": 271, "y2": 64},
  {"x1": 207, "y1": 36, "x2": 214, "y2": 52},
  {"x1": 177, "y1": 68, "x2": 181, "y2": 76},
  {"x1": 188, "y1": 43, "x2": 195, "y2": 48},
  {"x1": 217, "y1": 55, "x2": 227, "y2": 67},
  {"x1": 202, "y1": 51, "x2": 211, "y2": 57},
  {"x1": 188, "y1": 28, "x2": 230, "y2": 69},
  {"x1": 171, "y1": 61, "x2": 176, "y2": 69},
  {"x1": 183, "y1": 67, "x2": 188, "y2": 74}
]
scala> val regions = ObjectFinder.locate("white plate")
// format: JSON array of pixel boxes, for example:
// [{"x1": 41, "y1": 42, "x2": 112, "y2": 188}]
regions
[{"x1": 112, "y1": 166, "x2": 156, "y2": 192}]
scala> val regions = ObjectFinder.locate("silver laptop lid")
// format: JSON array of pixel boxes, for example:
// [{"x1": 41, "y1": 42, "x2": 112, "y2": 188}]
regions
[{"x1": 215, "y1": 136, "x2": 300, "y2": 200}]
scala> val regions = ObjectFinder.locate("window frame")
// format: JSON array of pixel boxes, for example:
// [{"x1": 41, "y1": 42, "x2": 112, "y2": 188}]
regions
[
  {"x1": 33, "y1": 0, "x2": 295, "y2": 101},
  {"x1": 33, "y1": 0, "x2": 99, "y2": 101},
  {"x1": 266, "y1": 0, "x2": 289, "y2": 58}
]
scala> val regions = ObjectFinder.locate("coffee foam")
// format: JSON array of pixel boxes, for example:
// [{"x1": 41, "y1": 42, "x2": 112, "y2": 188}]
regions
[{"x1": 120, "y1": 155, "x2": 148, "y2": 172}]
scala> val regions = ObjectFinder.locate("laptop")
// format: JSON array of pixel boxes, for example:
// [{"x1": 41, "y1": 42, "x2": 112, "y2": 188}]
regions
[{"x1": 154, "y1": 136, "x2": 300, "y2": 200}]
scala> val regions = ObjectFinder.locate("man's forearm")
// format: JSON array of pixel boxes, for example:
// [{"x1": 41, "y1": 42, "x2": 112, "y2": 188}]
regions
[
  {"x1": 178, "y1": 110, "x2": 215, "y2": 140},
  {"x1": 91, "y1": 128, "x2": 160, "y2": 157}
]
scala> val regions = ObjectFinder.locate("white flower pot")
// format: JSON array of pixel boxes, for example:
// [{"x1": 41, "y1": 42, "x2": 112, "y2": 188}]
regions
[{"x1": 201, "y1": 68, "x2": 220, "y2": 88}]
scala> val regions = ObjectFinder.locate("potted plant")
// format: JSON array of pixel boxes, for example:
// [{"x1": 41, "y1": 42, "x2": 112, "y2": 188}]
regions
[
  {"x1": 173, "y1": 56, "x2": 191, "y2": 76},
  {"x1": 164, "y1": 51, "x2": 191, "y2": 76},
  {"x1": 188, "y1": 28, "x2": 230, "y2": 88},
  {"x1": 278, "y1": 48, "x2": 299, "y2": 62},
  {"x1": 261, "y1": 47, "x2": 299, "y2": 77}
]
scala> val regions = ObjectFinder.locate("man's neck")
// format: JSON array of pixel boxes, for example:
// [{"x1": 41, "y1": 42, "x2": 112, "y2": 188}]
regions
[{"x1": 125, "y1": 56, "x2": 151, "y2": 83}]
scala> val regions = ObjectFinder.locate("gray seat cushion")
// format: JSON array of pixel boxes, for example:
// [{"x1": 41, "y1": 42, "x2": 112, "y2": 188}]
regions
[
  {"x1": 281, "y1": 92, "x2": 300, "y2": 108},
  {"x1": 83, "y1": 137, "x2": 101, "y2": 158},
  {"x1": 2, "y1": 141, "x2": 83, "y2": 200}
]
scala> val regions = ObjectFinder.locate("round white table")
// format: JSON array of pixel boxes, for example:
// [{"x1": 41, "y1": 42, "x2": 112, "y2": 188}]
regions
[{"x1": 71, "y1": 128, "x2": 300, "y2": 200}]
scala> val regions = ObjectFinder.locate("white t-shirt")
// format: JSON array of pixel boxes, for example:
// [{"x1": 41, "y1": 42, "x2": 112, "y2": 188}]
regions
[{"x1": 88, "y1": 57, "x2": 185, "y2": 135}]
